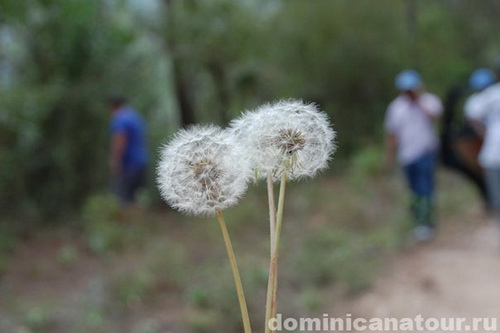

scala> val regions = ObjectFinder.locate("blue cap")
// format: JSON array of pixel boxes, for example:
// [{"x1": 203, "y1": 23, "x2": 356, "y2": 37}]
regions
[
  {"x1": 469, "y1": 68, "x2": 494, "y2": 91},
  {"x1": 395, "y1": 69, "x2": 422, "y2": 91}
]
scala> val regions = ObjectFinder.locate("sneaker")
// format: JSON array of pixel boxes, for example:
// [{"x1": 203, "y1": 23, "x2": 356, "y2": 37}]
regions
[{"x1": 412, "y1": 225, "x2": 435, "y2": 243}]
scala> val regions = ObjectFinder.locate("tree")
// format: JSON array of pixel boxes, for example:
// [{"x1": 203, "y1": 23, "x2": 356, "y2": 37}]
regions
[{"x1": 0, "y1": 0, "x2": 149, "y2": 219}]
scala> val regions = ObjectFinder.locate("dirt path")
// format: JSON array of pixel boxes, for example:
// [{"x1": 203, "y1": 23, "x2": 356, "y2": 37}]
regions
[{"x1": 334, "y1": 218, "x2": 500, "y2": 332}]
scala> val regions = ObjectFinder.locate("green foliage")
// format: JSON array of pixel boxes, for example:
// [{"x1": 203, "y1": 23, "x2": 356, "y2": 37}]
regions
[
  {"x1": 57, "y1": 245, "x2": 78, "y2": 267},
  {"x1": 110, "y1": 239, "x2": 189, "y2": 309},
  {"x1": 185, "y1": 269, "x2": 243, "y2": 332},
  {"x1": 82, "y1": 194, "x2": 122, "y2": 255},
  {"x1": 82, "y1": 193, "x2": 150, "y2": 255},
  {"x1": 22, "y1": 304, "x2": 55, "y2": 332},
  {"x1": 348, "y1": 145, "x2": 385, "y2": 186},
  {"x1": 299, "y1": 287, "x2": 324, "y2": 313},
  {"x1": 186, "y1": 287, "x2": 211, "y2": 309},
  {"x1": 294, "y1": 229, "x2": 384, "y2": 294},
  {"x1": 184, "y1": 309, "x2": 224, "y2": 333},
  {"x1": 0, "y1": 222, "x2": 18, "y2": 273},
  {"x1": 0, "y1": 0, "x2": 168, "y2": 219},
  {"x1": 112, "y1": 269, "x2": 155, "y2": 308},
  {"x1": 146, "y1": 241, "x2": 189, "y2": 290},
  {"x1": 2, "y1": 0, "x2": 500, "y2": 220},
  {"x1": 84, "y1": 306, "x2": 105, "y2": 330}
]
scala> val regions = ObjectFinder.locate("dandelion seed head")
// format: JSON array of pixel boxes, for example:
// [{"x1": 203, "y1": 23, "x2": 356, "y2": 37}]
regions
[
  {"x1": 274, "y1": 128, "x2": 306, "y2": 155},
  {"x1": 230, "y1": 99, "x2": 336, "y2": 181},
  {"x1": 156, "y1": 125, "x2": 251, "y2": 216}
]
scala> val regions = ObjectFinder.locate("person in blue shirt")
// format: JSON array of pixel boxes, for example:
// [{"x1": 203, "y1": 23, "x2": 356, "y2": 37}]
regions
[{"x1": 108, "y1": 97, "x2": 148, "y2": 204}]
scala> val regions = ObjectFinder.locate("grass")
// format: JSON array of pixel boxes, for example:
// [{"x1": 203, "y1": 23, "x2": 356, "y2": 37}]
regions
[{"x1": 0, "y1": 162, "x2": 485, "y2": 333}]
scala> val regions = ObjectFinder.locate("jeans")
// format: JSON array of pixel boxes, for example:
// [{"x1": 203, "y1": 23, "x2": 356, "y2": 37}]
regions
[
  {"x1": 484, "y1": 168, "x2": 500, "y2": 224},
  {"x1": 403, "y1": 153, "x2": 437, "y2": 227},
  {"x1": 114, "y1": 166, "x2": 147, "y2": 204}
]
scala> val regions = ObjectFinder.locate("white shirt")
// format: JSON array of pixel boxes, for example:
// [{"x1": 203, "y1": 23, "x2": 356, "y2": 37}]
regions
[
  {"x1": 465, "y1": 83, "x2": 500, "y2": 168},
  {"x1": 384, "y1": 92, "x2": 443, "y2": 165}
]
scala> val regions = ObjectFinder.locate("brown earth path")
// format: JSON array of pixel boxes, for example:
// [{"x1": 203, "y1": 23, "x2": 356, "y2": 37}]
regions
[{"x1": 331, "y1": 217, "x2": 500, "y2": 333}]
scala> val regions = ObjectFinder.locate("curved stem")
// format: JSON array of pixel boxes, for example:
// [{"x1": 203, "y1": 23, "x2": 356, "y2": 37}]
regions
[{"x1": 216, "y1": 209, "x2": 252, "y2": 333}]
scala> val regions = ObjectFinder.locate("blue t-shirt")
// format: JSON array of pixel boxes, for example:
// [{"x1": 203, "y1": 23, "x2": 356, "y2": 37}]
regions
[{"x1": 110, "y1": 106, "x2": 148, "y2": 170}]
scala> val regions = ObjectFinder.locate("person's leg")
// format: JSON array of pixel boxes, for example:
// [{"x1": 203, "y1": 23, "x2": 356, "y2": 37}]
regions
[
  {"x1": 403, "y1": 162, "x2": 419, "y2": 195},
  {"x1": 126, "y1": 166, "x2": 147, "y2": 204},
  {"x1": 403, "y1": 153, "x2": 437, "y2": 242},
  {"x1": 403, "y1": 160, "x2": 420, "y2": 223},
  {"x1": 116, "y1": 168, "x2": 138, "y2": 205},
  {"x1": 113, "y1": 172, "x2": 130, "y2": 204},
  {"x1": 484, "y1": 168, "x2": 500, "y2": 225},
  {"x1": 413, "y1": 153, "x2": 437, "y2": 229}
]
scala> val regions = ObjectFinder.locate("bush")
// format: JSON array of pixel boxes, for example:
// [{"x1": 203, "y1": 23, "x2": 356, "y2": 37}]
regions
[
  {"x1": 294, "y1": 229, "x2": 383, "y2": 294},
  {"x1": 348, "y1": 145, "x2": 385, "y2": 185},
  {"x1": 82, "y1": 194, "x2": 122, "y2": 255}
]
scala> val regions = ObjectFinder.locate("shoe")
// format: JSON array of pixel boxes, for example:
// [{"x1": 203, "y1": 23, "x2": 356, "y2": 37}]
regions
[{"x1": 412, "y1": 225, "x2": 435, "y2": 243}]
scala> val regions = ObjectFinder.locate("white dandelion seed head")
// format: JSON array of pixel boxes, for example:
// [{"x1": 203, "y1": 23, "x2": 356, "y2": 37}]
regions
[
  {"x1": 230, "y1": 99, "x2": 336, "y2": 181},
  {"x1": 156, "y1": 124, "x2": 251, "y2": 216}
]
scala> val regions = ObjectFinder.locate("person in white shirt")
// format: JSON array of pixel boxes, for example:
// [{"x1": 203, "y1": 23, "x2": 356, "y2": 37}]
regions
[
  {"x1": 385, "y1": 69, "x2": 443, "y2": 242},
  {"x1": 465, "y1": 67, "x2": 500, "y2": 225}
]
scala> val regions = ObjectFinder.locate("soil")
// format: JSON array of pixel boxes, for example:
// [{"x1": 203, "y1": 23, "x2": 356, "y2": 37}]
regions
[
  {"x1": 2, "y1": 180, "x2": 499, "y2": 333},
  {"x1": 332, "y1": 209, "x2": 500, "y2": 332}
]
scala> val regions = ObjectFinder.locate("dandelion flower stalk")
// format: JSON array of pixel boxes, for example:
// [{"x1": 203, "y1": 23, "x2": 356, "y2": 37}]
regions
[
  {"x1": 265, "y1": 171, "x2": 287, "y2": 333},
  {"x1": 267, "y1": 173, "x2": 276, "y2": 252},
  {"x1": 265, "y1": 174, "x2": 277, "y2": 333},
  {"x1": 230, "y1": 99, "x2": 336, "y2": 333},
  {"x1": 216, "y1": 208, "x2": 252, "y2": 333},
  {"x1": 156, "y1": 125, "x2": 253, "y2": 333}
]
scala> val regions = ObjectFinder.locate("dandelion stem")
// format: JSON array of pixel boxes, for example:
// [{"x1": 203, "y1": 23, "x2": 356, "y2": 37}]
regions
[
  {"x1": 216, "y1": 209, "x2": 252, "y2": 333},
  {"x1": 264, "y1": 173, "x2": 277, "y2": 333},
  {"x1": 264, "y1": 263, "x2": 274, "y2": 333},
  {"x1": 271, "y1": 172, "x2": 287, "y2": 325},
  {"x1": 265, "y1": 171, "x2": 287, "y2": 333},
  {"x1": 267, "y1": 173, "x2": 276, "y2": 252}
]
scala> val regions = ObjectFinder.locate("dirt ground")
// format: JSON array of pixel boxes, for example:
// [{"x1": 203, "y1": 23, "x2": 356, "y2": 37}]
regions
[
  {"x1": 2, "y1": 174, "x2": 499, "y2": 333},
  {"x1": 332, "y1": 207, "x2": 500, "y2": 333}
]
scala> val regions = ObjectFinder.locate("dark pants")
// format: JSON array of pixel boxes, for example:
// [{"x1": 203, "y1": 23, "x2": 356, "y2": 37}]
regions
[
  {"x1": 114, "y1": 166, "x2": 147, "y2": 204},
  {"x1": 403, "y1": 153, "x2": 436, "y2": 228},
  {"x1": 484, "y1": 168, "x2": 500, "y2": 225}
]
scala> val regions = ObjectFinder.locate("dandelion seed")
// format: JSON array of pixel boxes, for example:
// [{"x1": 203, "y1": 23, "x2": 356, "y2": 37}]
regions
[{"x1": 156, "y1": 125, "x2": 251, "y2": 216}]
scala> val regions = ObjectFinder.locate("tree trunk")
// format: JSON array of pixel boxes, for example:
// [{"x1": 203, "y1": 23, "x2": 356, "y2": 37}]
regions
[
  {"x1": 172, "y1": 61, "x2": 197, "y2": 126},
  {"x1": 165, "y1": 0, "x2": 197, "y2": 127},
  {"x1": 208, "y1": 62, "x2": 230, "y2": 125}
]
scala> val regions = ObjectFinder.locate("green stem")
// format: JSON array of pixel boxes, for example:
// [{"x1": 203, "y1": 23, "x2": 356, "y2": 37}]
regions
[
  {"x1": 264, "y1": 174, "x2": 277, "y2": 333},
  {"x1": 265, "y1": 171, "x2": 287, "y2": 333},
  {"x1": 267, "y1": 173, "x2": 276, "y2": 253},
  {"x1": 271, "y1": 172, "x2": 287, "y2": 324},
  {"x1": 216, "y1": 209, "x2": 252, "y2": 333},
  {"x1": 264, "y1": 256, "x2": 275, "y2": 333}
]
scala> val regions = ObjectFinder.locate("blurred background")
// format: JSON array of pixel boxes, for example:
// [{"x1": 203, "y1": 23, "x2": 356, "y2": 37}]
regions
[{"x1": 1, "y1": 0, "x2": 499, "y2": 332}]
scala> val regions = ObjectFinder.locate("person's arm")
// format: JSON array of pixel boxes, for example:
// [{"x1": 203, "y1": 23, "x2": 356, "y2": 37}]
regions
[
  {"x1": 110, "y1": 132, "x2": 127, "y2": 175},
  {"x1": 385, "y1": 133, "x2": 397, "y2": 167},
  {"x1": 383, "y1": 103, "x2": 398, "y2": 169},
  {"x1": 411, "y1": 90, "x2": 441, "y2": 121}
]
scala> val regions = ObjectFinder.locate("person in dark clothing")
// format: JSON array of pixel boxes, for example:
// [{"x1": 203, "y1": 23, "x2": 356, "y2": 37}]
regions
[{"x1": 440, "y1": 69, "x2": 497, "y2": 210}]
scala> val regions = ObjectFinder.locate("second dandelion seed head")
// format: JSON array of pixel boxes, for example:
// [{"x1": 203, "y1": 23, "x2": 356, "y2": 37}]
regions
[{"x1": 231, "y1": 99, "x2": 336, "y2": 181}]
